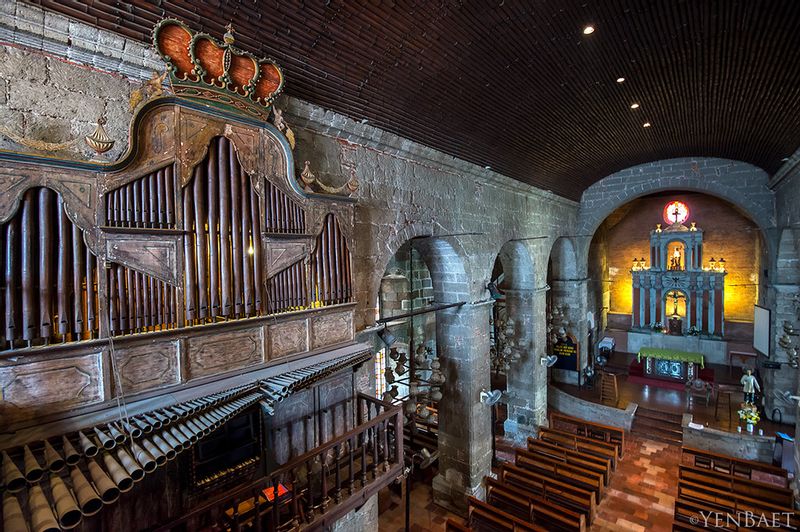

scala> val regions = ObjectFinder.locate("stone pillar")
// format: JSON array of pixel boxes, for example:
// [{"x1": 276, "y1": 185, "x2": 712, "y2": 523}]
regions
[
  {"x1": 550, "y1": 279, "x2": 589, "y2": 385},
  {"x1": 432, "y1": 301, "x2": 493, "y2": 515},
  {"x1": 503, "y1": 287, "x2": 548, "y2": 444}
]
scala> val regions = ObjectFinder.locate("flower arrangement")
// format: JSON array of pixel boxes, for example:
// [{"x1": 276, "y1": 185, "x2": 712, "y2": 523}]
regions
[
  {"x1": 738, "y1": 404, "x2": 760, "y2": 426},
  {"x1": 651, "y1": 322, "x2": 665, "y2": 333},
  {"x1": 688, "y1": 326, "x2": 700, "y2": 336}
]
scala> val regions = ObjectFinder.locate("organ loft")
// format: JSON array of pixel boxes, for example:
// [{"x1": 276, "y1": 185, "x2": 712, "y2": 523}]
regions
[{"x1": 1, "y1": 2, "x2": 800, "y2": 532}]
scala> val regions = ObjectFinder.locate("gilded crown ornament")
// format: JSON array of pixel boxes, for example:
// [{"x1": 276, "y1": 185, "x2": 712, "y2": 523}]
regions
[{"x1": 152, "y1": 19, "x2": 284, "y2": 120}]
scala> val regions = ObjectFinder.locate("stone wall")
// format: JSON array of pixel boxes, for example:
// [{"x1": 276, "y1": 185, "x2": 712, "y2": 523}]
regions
[
  {"x1": 547, "y1": 384, "x2": 637, "y2": 431},
  {"x1": 330, "y1": 494, "x2": 379, "y2": 532},
  {"x1": 682, "y1": 415, "x2": 774, "y2": 463}
]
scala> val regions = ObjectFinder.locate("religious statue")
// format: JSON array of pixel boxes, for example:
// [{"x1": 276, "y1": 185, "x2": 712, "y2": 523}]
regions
[
  {"x1": 669, "y1": 247, "x2": 682, "y2": 270},
  {"x1": 740, "y1": 368, "x2": 760, "y2": 405}
]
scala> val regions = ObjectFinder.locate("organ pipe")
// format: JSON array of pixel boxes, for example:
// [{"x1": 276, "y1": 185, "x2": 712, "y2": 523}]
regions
[
  {"x1": 310, "y1": 214, "x2": 352, "y2": 307},
  {"x1": 0, "y1": 187, "x2": 99, "y2": 349},
  {"x1": 104, "y1": 166, "x2": 177, "y2": 229}
]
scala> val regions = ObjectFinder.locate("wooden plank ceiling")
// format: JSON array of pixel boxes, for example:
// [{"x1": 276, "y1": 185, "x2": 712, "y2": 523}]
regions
[{"x1": 28, "y1": 0, "x2": 800, "y2": 200}]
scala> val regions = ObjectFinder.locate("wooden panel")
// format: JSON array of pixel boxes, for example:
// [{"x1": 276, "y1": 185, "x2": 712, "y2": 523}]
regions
[
  {"x1": 186, "y1": 327, "x2": 264, "y2": 379},
  {"x1": 310, "y1": 309, "x2": 353, "y2": 350},
  {"x1": 0, "y1": 353, "x2": 103, "y2": 423},
  {"x1": 265, "y1": 239, "x2": 308, "y2": 274},
  {"x1": 267, "y1": 318, "x2": 308, "y2": 360},
  {"x1": 115, "y1": 341, "x2": 180, "y2": 394},
  {"x1": 105, "y1": 234, "x2": 180, "y2": 286}
]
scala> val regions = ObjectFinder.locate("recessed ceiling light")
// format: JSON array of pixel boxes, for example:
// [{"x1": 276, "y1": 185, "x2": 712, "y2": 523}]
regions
[
  {"x1": 583, "y1": 26, "x2": 595, "y2": 35},
  {"x1": 643, "y1": 122, "x2": 651, "y2": 128},
  {"x1": 616, "y1": 77, "x2": 625, "y2": 83},
  {"x1": 630, "y1": 103, "x2": 640, "y2": 109}
]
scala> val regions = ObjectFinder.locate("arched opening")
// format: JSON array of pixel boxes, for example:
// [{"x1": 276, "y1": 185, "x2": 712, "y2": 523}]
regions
[{"x1": 579, "y1": 190, "x2": 779, "y2": 433}]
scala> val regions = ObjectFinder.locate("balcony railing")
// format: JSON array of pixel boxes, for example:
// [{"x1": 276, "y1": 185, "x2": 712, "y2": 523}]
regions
[{"x1": 156, "y1": 393, "x2": 403, "y2": 531}]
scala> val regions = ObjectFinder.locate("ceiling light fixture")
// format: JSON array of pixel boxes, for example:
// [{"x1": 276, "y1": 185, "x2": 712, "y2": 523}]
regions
[
  {"x1": 630, "y1": 103, "x2": 640, "y2": 109},
  {"x1": 643, "y1": 122, "x2": 651, "y2": 128},
  {"x1": 582, "y1": 26, "x2": 595, "y2": 35},
  {"x1": 616, "y1": 77, "x2": 625, "y2": 83}
]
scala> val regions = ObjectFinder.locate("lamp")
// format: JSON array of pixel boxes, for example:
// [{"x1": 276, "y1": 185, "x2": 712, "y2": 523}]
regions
[
  {"x1": 632, "y1": 257, "x2": 639, "y2": 271},
  {"x1": 377, "y1": 325, "x2": 396, "y2": 347},
  {"x1": 718, "y1": 257, "x2": 725, "y2": 271},
  {"x1": 709, "y1": 257, "x2": 717, "y2": 271}
]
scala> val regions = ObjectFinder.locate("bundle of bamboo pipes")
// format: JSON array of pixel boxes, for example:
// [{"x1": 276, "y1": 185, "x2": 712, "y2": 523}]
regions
[
  {"x1": 1, "y1": 386, "x2": 262, "y2": 531},
  {"x1": 183, "y1": 137, "x2": 263, "y2": 325},
  {"x1": 108, "y1": 264, "x2": 178, "y2": 336},
  {"x1": 267, "y1": 260, "x2": 308, "y2": 314},
  {"x1": 104, "y1": 166, "x2": 176, "y2": 229},
  {"x1": 309, "y1": 214, "x2": 352, "y2": 308},
  {"x1": 0, "y1": 187, "x2": 100, "y2": 350},
  {"x1": 265, "y1": 180, "x2": 306, "y2": 234}
]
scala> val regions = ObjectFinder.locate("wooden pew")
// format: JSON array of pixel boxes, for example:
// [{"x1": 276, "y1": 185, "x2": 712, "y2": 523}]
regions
[
  {"x1": 677, "y1": 479, "x2": 800, "y2": 529},
  {"x1": 484, "y1": 477, "x2": 586, "y2": 532},
  {"x1": 446, "y1": 519, "x2": 471, "y2": 532},
  {"x1": 673, "y1": 498, "x2": 739, "y2": 531},
  {"x1": 549, "y1": 412, "x2": 625, "y2": 458},
  {"x1": 515, "y1": 449, "x2": 604, "y2": 503},
  {"x1": 466, "y1": 497, "x2": 547, "y2": 532},
  {"x1": 682, "y1": 446, "x2": 788, "y2": 487},
  {"x1": 538, "y1": 427, "x2": 618, "y2": 468},
  {"x1": 673, "y1": 491, "x2": 798, "y2": 531},
  {"x1": 498, "y1": 464, "x2": 596, "y2": 525},
  {"x1": 527, "y1": 438, "x2": 611, "y2": 485},
  {"x1": 679, "y1": 464, "x2": 793, "y2": 508}
]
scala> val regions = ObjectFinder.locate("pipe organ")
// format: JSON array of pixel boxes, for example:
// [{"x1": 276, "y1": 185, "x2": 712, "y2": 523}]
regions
[{"x1": 0, "y1": 18, "x2": 380, "y2": 532}]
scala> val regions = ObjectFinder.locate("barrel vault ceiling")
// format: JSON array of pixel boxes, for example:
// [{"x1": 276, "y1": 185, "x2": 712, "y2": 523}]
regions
[{"x1": 28, "y1": 0, "x2": 800, "y2": 200}]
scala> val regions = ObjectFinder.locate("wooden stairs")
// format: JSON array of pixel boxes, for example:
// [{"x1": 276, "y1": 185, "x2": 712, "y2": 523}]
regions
[{"x1": 631, "y1": 406, "x2": 684, "y2": 446}]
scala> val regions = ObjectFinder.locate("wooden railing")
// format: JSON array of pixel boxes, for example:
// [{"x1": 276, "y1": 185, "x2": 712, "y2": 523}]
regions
[{"x1": 156, "y1": 394, "x2": 402, "y2": 531}]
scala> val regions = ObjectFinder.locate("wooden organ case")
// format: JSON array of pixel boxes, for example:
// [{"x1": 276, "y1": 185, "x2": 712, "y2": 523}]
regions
[{"x1": 0, "y1": 20, "x2": 405, "y2": 532}]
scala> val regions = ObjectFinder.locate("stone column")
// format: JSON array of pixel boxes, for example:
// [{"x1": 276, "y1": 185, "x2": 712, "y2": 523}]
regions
[
  {"x1": 503, "y1": 287, "x2": 548, "y2": 444},
  {"x1": 550, "y1": 278, "x2": 589, "y2": 385},
  {"x1": 432, "y1": 301, "x2": 493, "y2": 515}
]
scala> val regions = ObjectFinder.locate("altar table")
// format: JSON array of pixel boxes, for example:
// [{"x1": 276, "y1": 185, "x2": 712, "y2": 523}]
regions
[{"x1": 637, "y1": 347, "x2": 705, "y2": 382}]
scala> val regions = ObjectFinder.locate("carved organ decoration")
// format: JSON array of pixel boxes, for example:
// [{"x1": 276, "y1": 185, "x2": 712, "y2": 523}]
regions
[
  {"x1": 153, "y1": 19, "x2": 284, "y2": 121},
  {"x1": 104, "y1": 165, "x2": 176, "y2": 229},
  {"x1": 1, "y1": 187, "x2": 99, "y2": 348},
  {"x1": 183, "y1": 136, "x2": 264, "y2": 323},
  {"x1": 310, "y1": 214, "x2": 353, "y2": 307}
]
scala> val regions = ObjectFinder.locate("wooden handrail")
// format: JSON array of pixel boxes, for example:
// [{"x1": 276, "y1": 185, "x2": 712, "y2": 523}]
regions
[{"x1": 157, "y1": 394, "x2": 402, "y2": 531}]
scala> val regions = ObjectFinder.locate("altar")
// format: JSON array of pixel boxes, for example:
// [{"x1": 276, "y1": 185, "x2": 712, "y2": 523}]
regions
[{"x1": 637, "y1": 347, "x2": 704, "y2": 382}]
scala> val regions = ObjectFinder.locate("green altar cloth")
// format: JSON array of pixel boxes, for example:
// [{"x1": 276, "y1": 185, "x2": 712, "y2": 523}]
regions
[{"x1": 637, "y1": 347, "x2": 705, "y2": 368}]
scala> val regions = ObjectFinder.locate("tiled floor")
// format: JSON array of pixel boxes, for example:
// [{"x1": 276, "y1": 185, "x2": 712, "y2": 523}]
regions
[
  {"x1": 591, "y1": 435, "x2": 680, "y2": 532},
  {"x1": 378, "y1": 469, "x2": 463, "y2": 532}
]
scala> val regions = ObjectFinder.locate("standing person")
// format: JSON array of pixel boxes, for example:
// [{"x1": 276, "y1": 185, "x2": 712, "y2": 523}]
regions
[{"x1": 740, "y1": 368, "x2": 760, "y2": 405}]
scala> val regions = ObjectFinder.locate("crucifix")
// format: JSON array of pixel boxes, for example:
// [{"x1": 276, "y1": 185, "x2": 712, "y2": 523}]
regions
[
  {"x1": 672, "y1": 204, "x2": 681, "y2": 224},
  {"x1": 667, "y1": 289, "x2": 686, "y2": 317}
]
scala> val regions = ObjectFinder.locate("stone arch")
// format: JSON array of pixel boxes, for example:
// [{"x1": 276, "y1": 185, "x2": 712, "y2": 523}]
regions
[
  {"x1": 493, "y1": 240, "x2": 536, "y2": 290},
  {"x1": 776, "y1": 228, "x2": 800, "y2": 285},
  {"x1": 548, "y1": 236, "x2": 579, "y2": 281},
  {"x1": 576, "y1": 157, "x2": 775, "y2": 239}
]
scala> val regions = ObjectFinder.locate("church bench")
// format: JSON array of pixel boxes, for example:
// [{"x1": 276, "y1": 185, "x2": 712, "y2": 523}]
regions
[
  {"x1": 466, "y1": 497, "x2": 547, "y2": 532},
  {"x1": 682, "y1": 446, "x2": 789, "y2": 487},
  {"x1": 549, "y1": 412, "x2": 625, "y2": 457},
  {"x1": 679, "y1": 464, "x2": 794, "y2": 508},
  {"x1": 446, "y1": 519, "x2": 471, "y2": 532},
  {"x1": 514, "y1": 450, "x2": 604, "y2": 503},
  {"x1": 538, "y1": 427, "x2": 618, "y2": 468},
  {"x1": 677, "y1": 479, "x2": 799, "y2": 527},
  {"x1": 498, "y1": 464, "x2": 596, "y2": 524},
  {"x1": 526, "y1": 438, "x2": 611, "y2": 485},
  {"x1": 673, "y1": 498, "x2": 739, "y2": 531},
  {"x1": 484, "y1": 477, "x2": 586, "y2": 532}
]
